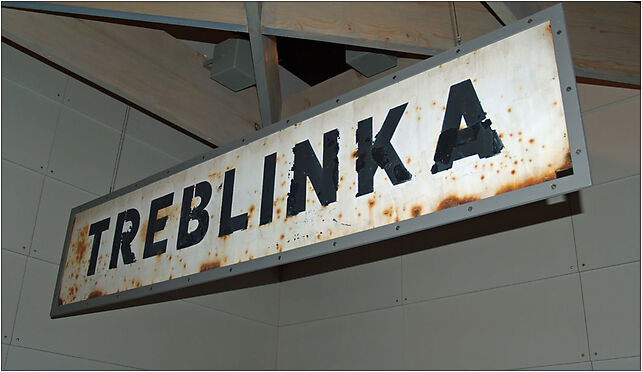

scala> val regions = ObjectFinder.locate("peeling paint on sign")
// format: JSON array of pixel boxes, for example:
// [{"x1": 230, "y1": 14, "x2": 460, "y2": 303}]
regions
[{"x1": 57, "y1": 22, "x2": 571, "y2": 306}]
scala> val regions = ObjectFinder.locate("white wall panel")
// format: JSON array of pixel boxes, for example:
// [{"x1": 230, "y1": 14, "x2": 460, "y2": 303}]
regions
[
  {"x1": 125, "y1": 108, "x2": 212, "y2": 162},
  {"x1": 11, "y1": 258, "x2": 277, "y2": 370},
  {"x1": 577, "y1": 83, "x2": 639, "y2": 113},
  {"x1": 5, "y1": 346, "x2": 137, "y2": 370},
  {"x1": 184, "y1": 283, "x2": 279, "y2": 325},
  {"x1": 278, "y1": 307, "x2": 403, "y2": 370},
  {"x1": 113, "y1": 135, "x2": 180, "y2": 190},
  {"x1": 1, "y1": 78, "x2": 61, "y2": 173},
  {"x1": 581, "y1": 262, "x2": 640, "y2": 361},
  {"x1": 1, "y1": 161, "x2": 44, "y2": 255},
  {"x1": 29, "y1": 177, "x2": 97, "y2": 265},
  {"x1": 402, "y1": 217, "x2": 577, "y2": 303},
  {"x1": 573, "y1": 176, "x2": 640, "y2": 271},
  {"x1": 1, "y1": 43, "x2": 68, "y2": 102},
  {"x1": 404, "y1": 274, "x2": 589, "y2": 370},
  {"x1": 522, "y1": 361, "x2": 592, "y2": 370},
  {"x1": 593, "y1": 356, "x2": 641, "y2": 370},
  {"x1": 582, "y1": 97, "x2": 640, "y2": 185},
  {"x1": 47, "y1": 107, "x2": 121, "y2": 195},
  {"x1": 279, "y1": 255, "x2": 402, "y2": 325},
  {"x1": 1, "y1": 250, "x2": 27, "y2": 344},
  {"x1": 62, "y1": 78, "x2": 127, "y2": 132}
]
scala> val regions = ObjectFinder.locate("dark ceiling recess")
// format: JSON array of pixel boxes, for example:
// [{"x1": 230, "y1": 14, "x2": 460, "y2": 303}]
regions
[{"x1": 276, "y1": 36, "x2": 352, "y2": 86}]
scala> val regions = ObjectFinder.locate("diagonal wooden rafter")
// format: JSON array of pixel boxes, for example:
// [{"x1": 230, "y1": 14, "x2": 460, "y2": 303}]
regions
[{"x1": 1, "y1": 7, "x2": 261, "y2": 146}]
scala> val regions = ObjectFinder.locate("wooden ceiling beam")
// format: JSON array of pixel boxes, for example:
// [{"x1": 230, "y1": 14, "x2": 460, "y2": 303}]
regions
[{"x1": 1, "y1": 8, "x2": 260, "y2": 146}]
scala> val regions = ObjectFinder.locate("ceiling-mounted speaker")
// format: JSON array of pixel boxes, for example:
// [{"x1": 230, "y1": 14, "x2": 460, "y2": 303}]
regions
[
  {"x1": 205, "y1": 38, "x2": 255, "y2": 92},
  {"x1": 345, "y1": 49, "x2": 398, "y2": 78}
]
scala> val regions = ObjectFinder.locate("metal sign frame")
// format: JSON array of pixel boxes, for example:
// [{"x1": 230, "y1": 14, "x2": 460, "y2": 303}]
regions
[{"x1": 51, "y1": 4, "x2": 591, "y2": 318}]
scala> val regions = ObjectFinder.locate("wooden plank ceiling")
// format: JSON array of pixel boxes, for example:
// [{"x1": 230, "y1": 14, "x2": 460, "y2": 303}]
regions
[{"x1": 1, "y1": 2, "x2": 639, "y2": 147}]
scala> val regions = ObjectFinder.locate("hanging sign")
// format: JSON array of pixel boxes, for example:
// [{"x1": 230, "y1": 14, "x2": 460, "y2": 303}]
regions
[{"x1": 51, "y1": 7, "x2": 590, "y2": 318}]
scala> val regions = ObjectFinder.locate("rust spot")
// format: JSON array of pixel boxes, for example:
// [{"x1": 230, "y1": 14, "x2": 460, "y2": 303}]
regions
[
  {"x1": 546, "y1": 24, "x2": 552, "y2": 34},
  {"x1": 432, "y1": 101, "x2": 436, "y2": 106},
  {"x1": 411, "y1": 205, "x2": 422, "y2": 217},
  {"x1": 328, "y1": 229, "x2": 333, "y2": 236},
  {"x1": 511, "y1": 169, "x2": 516, "y2": 175},
  {"x1": 406, "y1": 156, "x2": 411, "y2": 164},
  {"x1": 473, "y1": 78, "x2": 478, "y2": 83},
  {"x1": 87, "y1": 289, "x2": 105, "y2": 299},
  {"x1": 317, "y1": 233, "x2": 321, "y2": 240},
  {"x1": 357, "y1": 212, "x2": 362, "y2": 217},
  {"x1": 280, "y1": 234, "x2": 285, "y2": 240},
  {"x1": 513, "y1": 160, "x2": 518, "y2": 165},
  {"x1": 437, "y1": 196, "x2": 480, "y2": 211},
  {"x1": 553, "y1": 101, "x2": 558, "y2": 106},
  {"x1": 338, "y1": 213, "x2": 343, "y2": 219},
  {"x1": 541, "y1": 144, "x2": 546, "y2": 149},
  {"x1": 368, "y1": 198, "x2": 376, "y2": 207},
  {"x1": 340, "y1": 175, "x2": 344, "y2": 182},
  {"x1": 200, "y1": 260, "x2": 221, "y2": 272},
  {"x1": 73, "y1": 225, "x2": 90, "y2": 265},
  {"x1": 481, "y1": 175, "x2": 485, "y2": 180},
  {"x1": 496, "y1": 173, "x2": 556, "y2": 195},
  {"x1": 134, "y1": 281, "x2": 142, "y2": 288},
  {"x1": 441, "y1": 106, "x2": 446, "y2": 111},
  {"x1": 276, "y1": 208, "x2": 282, "y2": 216},
  {"x1": 248, "y1": 204, "x2": 256, "y2": 216},
  {"x1": 509, "y1": 133, "x2": 513, "y2": 137},
  {"x1": 169, "y1": 275, "x2": 173, "y2": 280},
  {"x1": 281, "y1": 181, "x2": 286, "y2": 187},
  {"x1": 351, "y1": 150, "x2": 358, "y2": 159},
  {"x1": 518, "y1": 138, "x2": 522, "y2": 142},
  {"x1": 529, "y1": 138, "x2": 535, "y2": 144},
  {"x1": 547, "y1": 163, "x2": 552, "y2": 168},
  {"x1": 499, "y1": 133, "x2": 504, "y2": 139},
  {"x1": 249, "y1": 255, "x2": 254, "y2": 260},
  {"x1": 383, "y1": 207, "x2": 394, "y2": 217},
  {"x1": 518, "y1": 131, "x2": 523, "y2": 136}
]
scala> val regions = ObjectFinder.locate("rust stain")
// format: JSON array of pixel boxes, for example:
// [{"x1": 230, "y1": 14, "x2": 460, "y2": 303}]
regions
[
  {"x1": 406, "y1": 156, "x2": 411, "y2": 164},
  {"x1": 511, "y1": 169, "x2": 516, "y2": 175},
  {"x1": 248, "y1": 204, "x2": 256, "y2": 218},
  {"x1": 383, "y1": 207, "x2": 394, "y2": 217},
  {"x1": 546, "y1": 24, "x2": 552, "y2": 34},
  {"x1": 368, "y1": 198, "x2": 376, "y2": 208},
  {"x1": 200, "y1": 260, "x2": 221, "y2": 272},
  {"x1": 338, "y1": 213, "x2": 343, "y2": 219},
  {"x1": 481, "y1": 175, "x2": 485, "y2": 180},
  {"x1": 351, "y1": 150, "x2": 358, "y2": 159},
  {"x1": 280, "y1": 234, "x2": 285, "y2": 240},
  {"x1": 529, "y1": 138, "x2": 535, "y2": 144},
  {"x1": 87, "y1": 289, "x2": 105, "y2": 299},
  {"x1": 411, "y1": 205, "x2": 422, "y2": 218},
  {"x1": 73, "y1": 225, "x2": 90, "y2": 266},
  {"x1": 436, "y1": 196, "x2": 480, "y2": 211},
  {"x1": 558, "y1": 151, "x2": 573, "y2": 171},
  {"x1": 431, "y1": 101, "x2": 437, "y2": 106}
]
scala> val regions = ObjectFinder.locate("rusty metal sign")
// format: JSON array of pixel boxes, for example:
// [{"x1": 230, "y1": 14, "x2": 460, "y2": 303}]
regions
[{"x1": 51, "y1": 5, "x2": 591, "y2": 318}]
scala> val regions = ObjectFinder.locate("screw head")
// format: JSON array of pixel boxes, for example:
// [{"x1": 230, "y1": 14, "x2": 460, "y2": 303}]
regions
[
  {"x1": 527, "y1": 18, "x2": 533, "y2": 23},
  {"x1": 254, "y1": 123, "x2": 260, "y2": 130},
  {"x1": 557, "y1": 30, "x2": 562, "y2": 35},
  {"x1": 395, "y1": 226, "x2": 400, "y2": 231},
  {"x1": 467, "y1": 206, "x2": 473, "y2": 212},
  {"x1": 576, "y1": 149, "x2": 582, "y2": 155},
  {"x1": 566, "y1": 86, "x2": 572, "y2": 92},
  {"x1": 551, "y1": 184, "x2": 557, "y2": 190}
]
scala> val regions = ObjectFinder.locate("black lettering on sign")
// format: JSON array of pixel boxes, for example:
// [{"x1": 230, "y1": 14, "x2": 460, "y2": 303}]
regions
[
  {"x1": 260, "y1": 153, "x2": 277, "y2": 226},
  {"x1": 177, "y1": 182, "x2": 212, "y2": 250},
  {"x1": 431, "y1": 79, "x2": 504, "y2": 174},
  {"x1": 356, "y1": 103, "x2": 412, "y2": 197},
  {"x1": 286, "y1": 129, "x2": 339, "y2": 217},
  {"x1": 219, "y1": 169, "x2": 248, "y2": 237},
  {"x1": 87, "y1": 218, "x2": 110, "y2": 276},
  {"x1": 109, "y1": 209, "x2": 139, "y2": 269},
  {"x1": 143, "y1": 193, "x2": 174, "y2": 258}
]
